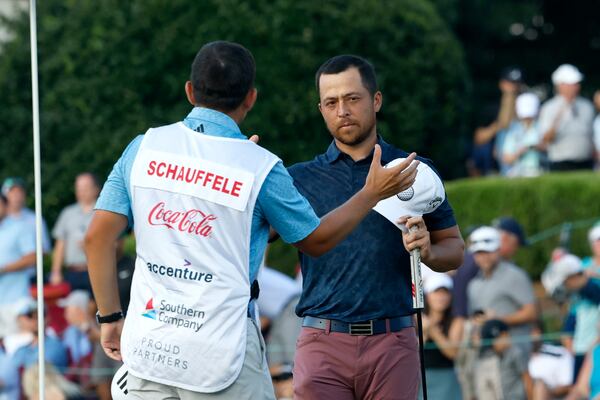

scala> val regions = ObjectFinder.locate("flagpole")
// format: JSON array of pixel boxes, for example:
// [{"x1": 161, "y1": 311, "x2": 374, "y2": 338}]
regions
[{"x1": 29, "y1": 0, "x2": 46, "y2": 399}]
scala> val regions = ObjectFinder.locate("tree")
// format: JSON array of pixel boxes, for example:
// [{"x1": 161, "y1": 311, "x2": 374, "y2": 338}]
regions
[{"x1": 0, "y1": 0, "x2": 468, "y2": 230}]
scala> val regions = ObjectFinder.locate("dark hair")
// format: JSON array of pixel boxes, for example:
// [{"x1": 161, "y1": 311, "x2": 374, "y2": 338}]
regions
[
  {"x1": 315, "y1": 55, "x2": 377, "y2": 96},
  {"x1": 190, "y1": 41, "x2": 256, "y2": 112},
  {"x1": 0, "y1": 194, "x2": 6, "y2": 205},
  {"x1": 424, "y1": 289, "x2": 453, "y2": 335}
]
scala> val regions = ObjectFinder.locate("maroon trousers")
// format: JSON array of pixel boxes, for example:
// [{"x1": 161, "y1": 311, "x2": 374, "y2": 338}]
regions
[{"x1": 293, "y1": 325, "x2": 420, "y2": 400}]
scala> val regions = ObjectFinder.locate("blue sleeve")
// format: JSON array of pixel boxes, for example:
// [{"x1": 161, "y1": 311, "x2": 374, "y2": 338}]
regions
[
  {"x1": 18, "y1": 223, "x2": 36, "y2": 255},
  {"x1": 255, "y1": 161, "x2": 320, "y2": 244},
  {"x1": 579, "y1": 280, "x2": 600, "y2": 305},
  {"x1": 95, "y1": 135, "x2": 143, "y2": 226}
]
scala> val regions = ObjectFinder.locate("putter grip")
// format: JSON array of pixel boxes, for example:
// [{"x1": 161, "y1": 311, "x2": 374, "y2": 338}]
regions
[{"x1": 409, "y1": 225, "x2": 424, "y2": 309}]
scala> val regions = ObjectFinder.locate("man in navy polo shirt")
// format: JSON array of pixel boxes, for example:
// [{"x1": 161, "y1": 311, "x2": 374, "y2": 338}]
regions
[{"x1": 289, "y1": 55, "x2": 464, "y2": 399}]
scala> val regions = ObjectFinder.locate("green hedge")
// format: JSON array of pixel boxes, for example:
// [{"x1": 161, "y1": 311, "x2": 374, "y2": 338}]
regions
[
  {"x1": 266, "y1": 172, "x2": 600, "y2": 279},
  {"x1": 446, "y1": 171, "x2": 600, "y2": 278}
]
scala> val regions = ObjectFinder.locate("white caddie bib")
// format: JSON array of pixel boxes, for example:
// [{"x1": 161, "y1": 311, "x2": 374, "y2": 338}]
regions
[{"x1": 121, "y1": 122, "x2": 278, "y2": 392}]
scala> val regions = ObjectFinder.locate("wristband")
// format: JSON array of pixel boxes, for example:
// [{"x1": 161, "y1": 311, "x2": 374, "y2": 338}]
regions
[{"x1": 96, "y1": 310, "x2": 124, "y2": 324}]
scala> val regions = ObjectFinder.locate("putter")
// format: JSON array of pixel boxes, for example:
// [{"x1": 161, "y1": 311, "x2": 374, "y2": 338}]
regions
[{"x1": 410, "y1": 225, "x2": 428, "y2": 400}]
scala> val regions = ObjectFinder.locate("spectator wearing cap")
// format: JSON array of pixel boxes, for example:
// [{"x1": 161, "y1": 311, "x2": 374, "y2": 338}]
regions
[
  {"x1": 545, "y1": 252, "x2": 600, "y2": 381},
  {"x1": 422, "y1": 273, "x2": 462, "y2": 400},
  {"x1": 494, "y1": 216, "x2": 528, "y2": 262},
  {"x1": 467, "y1": 226, "x2": 537, "y2": 360},
  {"x1": 50, "y1": 173, "x2": 101, "y2": 293},
  {"x1": 60, "y1": 290, "x2": 93, "y2": 365},
  {"x1": 11, "y1": 301, "x2": 68, "y2": 379},
  {"x1": 0, "y1": 193, "x2": 36, "y2": 338},
  {"x1": 500, "y1": 92, "x2": 545, "y2": 177},
  {"x1": 475, "y1": 319, "x2": 528, "y2": 400},
  {"x1": 468, "y1": 67, "x2": 524, "y2": 176},
  {"x1": 539, "y1": 64, "x2": 595, "y2": 171},
  {"x1": 1, "y1": 177, "x2": 51, "y2": 253}
]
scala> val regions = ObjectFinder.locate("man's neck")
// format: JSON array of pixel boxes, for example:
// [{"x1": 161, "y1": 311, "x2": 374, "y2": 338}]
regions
[
  {"x1": 335, "y1": 132, "x2": 378, "y2": 162},
  {"x1": 7, "y1": 205, "x2": 22, "y2": 216},
  {"x1": 483, "y1": 263, "x2": 499, "y2": 278},
  {"x1": 197, "y1": 104, "x2": 245, "y2": 126},
  {"x1": 559, "y1": 94, "x2": 577, "y2": 104},
  {"x1": 79, "y1": 201, "x2": 95, "y2": 213}
]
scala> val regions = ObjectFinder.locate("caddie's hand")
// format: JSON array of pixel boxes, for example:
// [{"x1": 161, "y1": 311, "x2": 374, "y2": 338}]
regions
[
  {"x1": 249, "y1": 134, "x2": 260, "y2": 144},
  {"x1": 398, "y1": 216, "x2": 431, "y2": 260},
  {"x1": 100, "y1": 319, "x2": 124, "y2": 361},
  {"x1": 364, "y1": 145, "x2": 418, "y2": 202}
]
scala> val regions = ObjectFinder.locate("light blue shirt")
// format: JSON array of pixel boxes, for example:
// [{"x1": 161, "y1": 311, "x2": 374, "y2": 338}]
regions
[
  {"x1": 62, "y1": 326, "x2": 92, "y2": 364},
  {"x1": 12, "y1": 335, "x2": 68, "y2": 373},
  {"x1": 0, "y1": 346, "x2": 19, "y2": 400},
  {"x1": 0, "y1": 215, "x2": 36, "y2": 304},
  {"x1": 96, "y1": 107, "x2": 320, "y2": 282},
  {"x1": 13, "y1": 208, "x2": 51, "y2": 253}
]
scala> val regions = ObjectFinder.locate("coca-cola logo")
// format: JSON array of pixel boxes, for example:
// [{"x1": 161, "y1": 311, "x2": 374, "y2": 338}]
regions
[{"x1": 148, "y1": 202, "x2": 216, "y2": 237}]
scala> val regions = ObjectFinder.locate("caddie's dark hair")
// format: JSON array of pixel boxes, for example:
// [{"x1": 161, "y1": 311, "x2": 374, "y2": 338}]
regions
[
  {"x1": 0, "y1": 194, "x2": 6, "y2": 205},
  {"x1": 315, "y1": 55, "x2": 377, "y2": 97},
  {"x1": 190, "y1": 41, "x2": 255, "y2": 112}
]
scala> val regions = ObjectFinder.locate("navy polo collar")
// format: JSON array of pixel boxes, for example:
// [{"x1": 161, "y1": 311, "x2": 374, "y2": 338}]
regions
[{"x1": 324, "y1": 136, "x2": 396, "y2": 164}]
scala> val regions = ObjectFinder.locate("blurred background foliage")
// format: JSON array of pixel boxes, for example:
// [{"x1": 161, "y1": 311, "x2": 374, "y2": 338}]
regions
[
  {"x1": 1, "y1": 0, "x2": 600, "y2": 275},
  {"x1": 0, "y1": 0, "x2": 468, "y2": 225}
]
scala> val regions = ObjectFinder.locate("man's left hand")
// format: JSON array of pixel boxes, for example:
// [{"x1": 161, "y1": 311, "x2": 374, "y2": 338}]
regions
[{"x1": 398, "y1": 216, "x2": 431, "y2": 261}]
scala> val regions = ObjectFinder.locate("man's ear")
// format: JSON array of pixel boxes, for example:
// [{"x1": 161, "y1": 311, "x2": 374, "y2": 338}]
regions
[
  {"x1": 373, "y1": 91, "x2": 383, "y2": 113},
  {"x1": 185, "y1": 81, "x2": 196, "y2": 105},
  {"x1": 243, "y1": 88, "x2": 258, "y2": 112}
]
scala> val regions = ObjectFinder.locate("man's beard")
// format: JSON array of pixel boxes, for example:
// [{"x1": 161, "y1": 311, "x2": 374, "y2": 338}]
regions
[{"x1": 332, "y1": 117, "x2": 376, "y2": 147}]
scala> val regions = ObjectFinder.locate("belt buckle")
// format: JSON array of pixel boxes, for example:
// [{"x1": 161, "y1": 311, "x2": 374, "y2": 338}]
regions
[{"x1": 349, "y1": 321, "x2": 374, "y2": 335}]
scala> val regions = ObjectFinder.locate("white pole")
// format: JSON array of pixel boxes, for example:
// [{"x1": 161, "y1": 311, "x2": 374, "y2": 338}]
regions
[{"x1": 29, "y1": 0, "x2": 45, "y2": 399}]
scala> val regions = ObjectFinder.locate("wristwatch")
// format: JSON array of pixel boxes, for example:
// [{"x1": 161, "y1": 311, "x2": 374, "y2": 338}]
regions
[{"x1": 96, "y1": 310, "x2": 124, "y2": 324}]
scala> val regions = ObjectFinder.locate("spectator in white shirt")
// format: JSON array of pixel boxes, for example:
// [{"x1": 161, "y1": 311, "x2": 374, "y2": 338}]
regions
[{"x1": 539, "y1": 64, "x2": 595, "y2": 171}]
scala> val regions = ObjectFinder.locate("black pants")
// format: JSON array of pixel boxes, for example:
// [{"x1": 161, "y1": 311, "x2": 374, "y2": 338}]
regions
[{"x1": 548, "y1": 159, "x2": 594, "y2": 171}]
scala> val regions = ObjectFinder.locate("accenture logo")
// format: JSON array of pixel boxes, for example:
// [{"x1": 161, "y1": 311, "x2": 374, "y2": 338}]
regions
[
  {"x1": 148, "y1": 202, "x2": 217, "y2": 238},
  {"x1": 141, "y1": 297, "x2": 205, "y2": 333}
]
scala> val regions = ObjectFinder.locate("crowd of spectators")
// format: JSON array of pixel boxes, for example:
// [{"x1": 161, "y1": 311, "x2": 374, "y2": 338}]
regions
[
  {"x1": 468, "y1": 63, "x2": 600, "y2": 177},
  {"x1": 0, "y1": 174, "x2": 133, "y2": 400}
]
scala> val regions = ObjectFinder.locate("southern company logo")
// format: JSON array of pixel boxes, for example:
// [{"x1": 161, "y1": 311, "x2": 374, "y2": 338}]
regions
[
  {"x1": 141, "y1": 297, "x2": 205, "y2": 333},
  {"x1": 142, "y1": 298, "x2": 157, "y2": 319}
]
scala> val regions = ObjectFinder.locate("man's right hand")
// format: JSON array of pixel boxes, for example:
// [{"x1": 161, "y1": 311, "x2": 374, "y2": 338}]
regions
[
  {"x1": 363, "y1": 145, "x2": 418, "y2": 203},
  {"x1": 100, "y1": 319, "x2": 124, "y2": 361}
]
